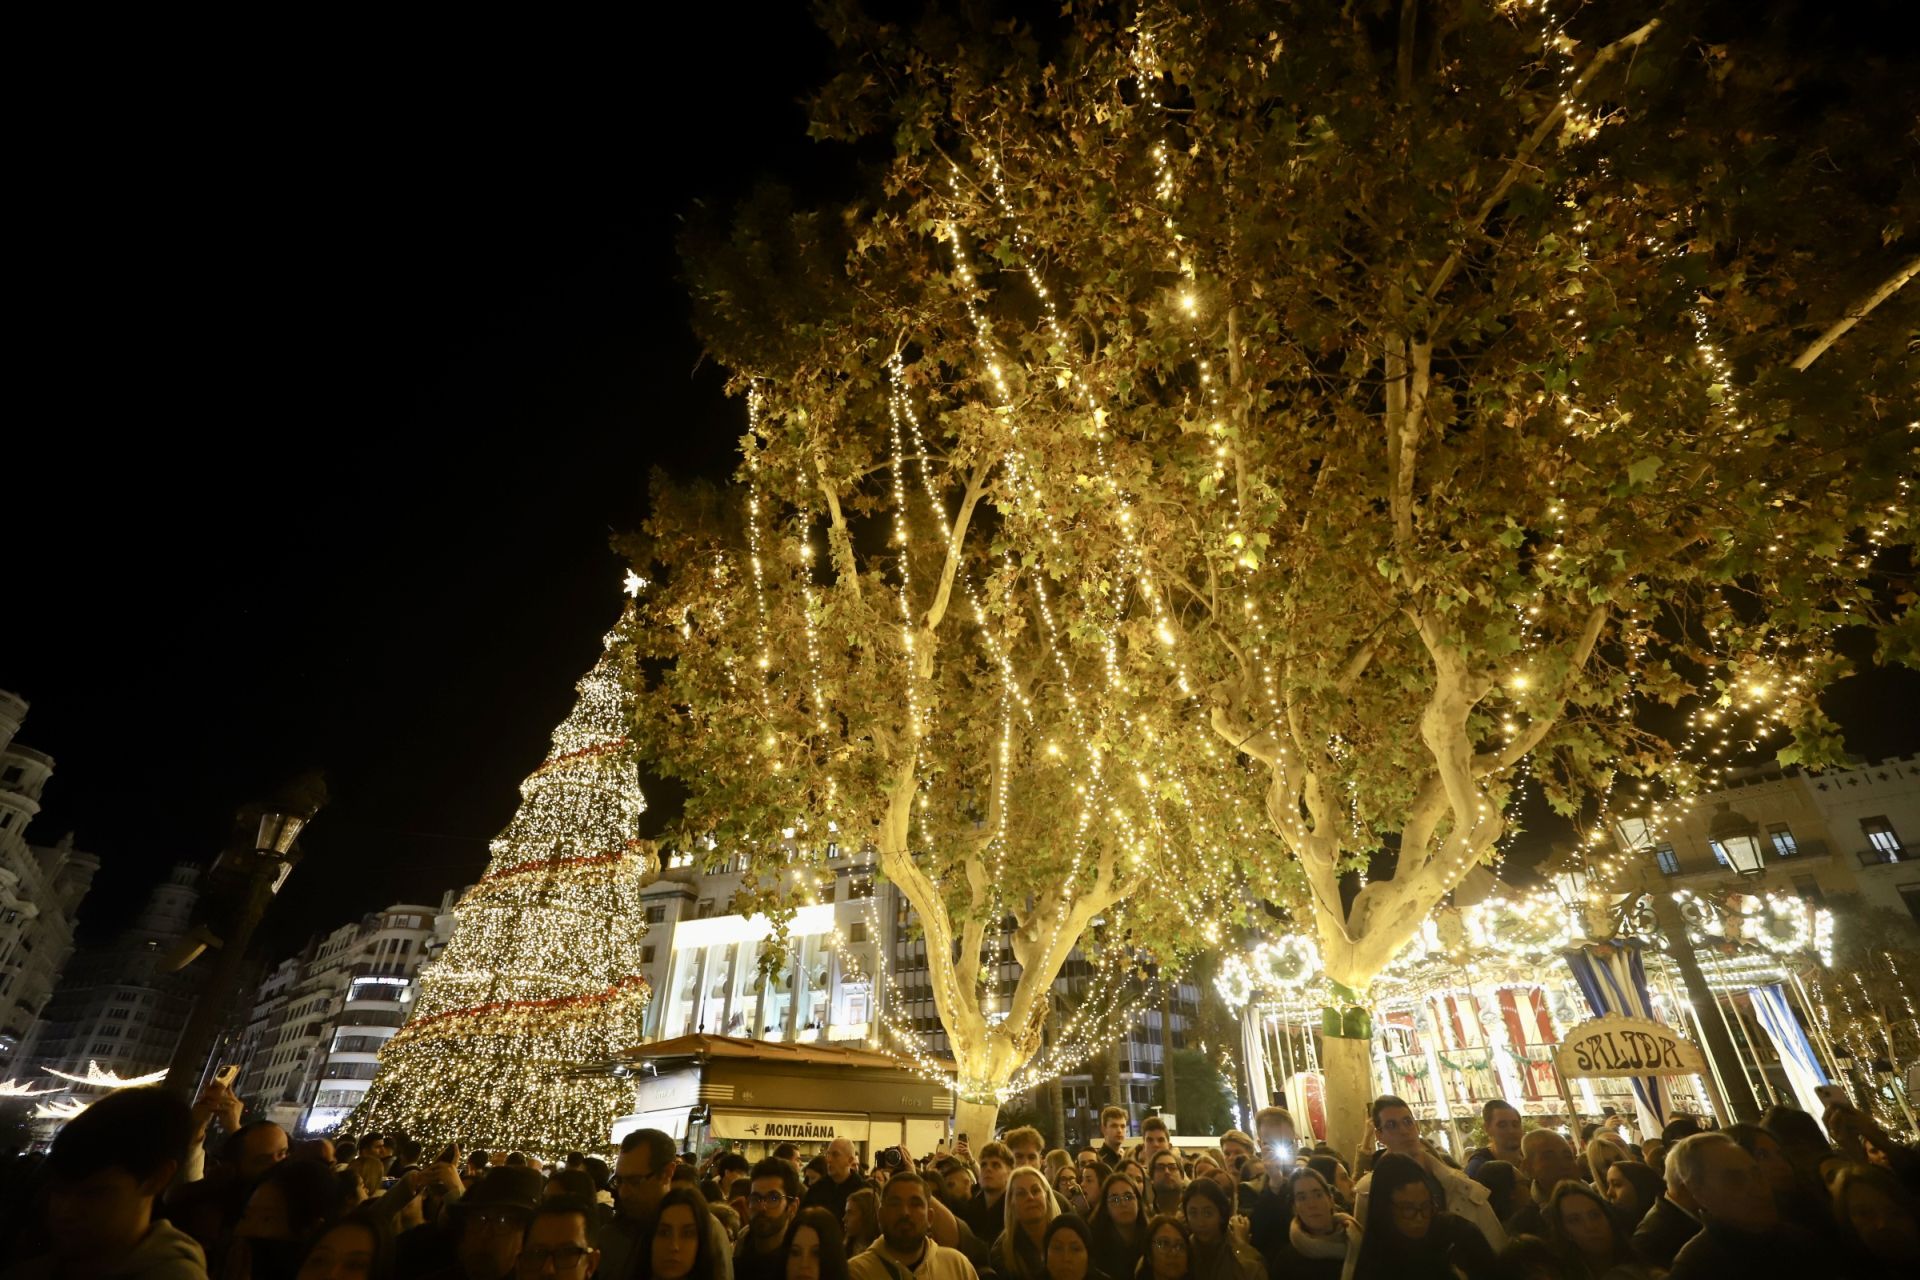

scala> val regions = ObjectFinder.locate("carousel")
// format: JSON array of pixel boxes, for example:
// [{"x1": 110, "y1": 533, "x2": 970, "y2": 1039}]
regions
[{"x1": 1218, "y1": 875, "x2": 1870, "y2": 1154}]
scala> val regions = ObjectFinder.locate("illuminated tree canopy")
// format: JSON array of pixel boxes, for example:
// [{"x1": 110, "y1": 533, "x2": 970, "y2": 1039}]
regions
[{"x1": 648, "y1": 0, "x2": 1915, "y2": 1145}]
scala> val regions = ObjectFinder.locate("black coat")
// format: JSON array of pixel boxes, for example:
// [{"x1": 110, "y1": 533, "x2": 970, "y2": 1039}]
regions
[
  {"x1": 1088, "y1": 1221, "x2": 1144, "y2": 1280},
  {"x1": 1629, "y1": 1194, "x2": 1699, "y2": 1270},
  {"x1": 1237, "y1": 1177, "x2": 1294, "y2": 1265},
  {"x1": 1668, "y1": 1220, "x2": 1844, "y2": 1280},
  {"x1": 1350, "y1": 1212, "x2": 1497, "y2": 1280},
  {"x1": 962, "y1": 1189, "x2": 1007, "y2": 1245},
  {"x1": 800, "y1": 1170, "x2": 872, "y2": 1221},
  {"x1": 1266, "y1": 1246, "x2": 1345, "y2": 1280}
]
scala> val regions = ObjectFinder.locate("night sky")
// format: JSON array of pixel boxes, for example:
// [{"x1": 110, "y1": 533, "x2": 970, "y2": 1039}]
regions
[
  {"x1": 7, "y1": 8, "x2": 1917, "y2": 951},
  {"x1": 8, "y1": 11, "x2": 830, "y2": 942}
]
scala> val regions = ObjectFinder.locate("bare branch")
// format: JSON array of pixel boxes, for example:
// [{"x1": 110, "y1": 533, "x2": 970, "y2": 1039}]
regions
[{"x1": 1790, "y1": 254, "x2": 1920, "y2": 371}]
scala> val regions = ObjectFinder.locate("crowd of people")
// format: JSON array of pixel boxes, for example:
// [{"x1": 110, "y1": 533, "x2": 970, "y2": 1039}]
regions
[{"x1": 3, "y1": 1081, "x2": 1918, "y2": 1280}]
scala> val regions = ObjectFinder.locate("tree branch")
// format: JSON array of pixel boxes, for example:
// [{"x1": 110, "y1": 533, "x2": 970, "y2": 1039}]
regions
[
  {"x1": 1790, "y1": 254, "x2": 1920, "y2": 371},
  {"x1": 814, "y1": 450, "x2": 861, "y2": 602},
  {"x1": 1424, "y1": 18, "x2": 1660, "y2": 304},
  {"x1": 1472, "y1": 604, "x2": 1610, "y2": 774},
  {"x1": 923, "y1": 461, "x2": 991, "y2": 636}
]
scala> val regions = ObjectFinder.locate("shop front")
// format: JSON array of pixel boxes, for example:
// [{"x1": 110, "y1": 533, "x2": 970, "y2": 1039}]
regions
[{"x1": 610, "y1": 1033, "x2": 954, "y2": 1161}]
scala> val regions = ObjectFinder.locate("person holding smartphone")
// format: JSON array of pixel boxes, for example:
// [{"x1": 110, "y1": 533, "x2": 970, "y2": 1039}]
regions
[{"x1": 1236, "y1": 1107, "x2": 1298, "y2": 1266}]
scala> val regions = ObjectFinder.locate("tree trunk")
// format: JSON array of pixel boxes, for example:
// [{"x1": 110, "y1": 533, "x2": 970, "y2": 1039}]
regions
[
  {"x1": 1107, "y1": 1043, "x2": 1128, "y2": 1114},
  {"x1": 1649, "y1": 892, "x2": 1759, "y2": 1123},
  {"x1": 1045, "y1": 1006, "x2": 1068, "y2": 1147},
  {"x1": 954, "y1": 1098, "x2": 1001, "y2": 1147},
  {"x1": 1158, "y1": 989, "x2": 1179, "y2": 1120},
  {"x1": 1319, "y1": 1030, "x2": 1377, "y2": 1166}
]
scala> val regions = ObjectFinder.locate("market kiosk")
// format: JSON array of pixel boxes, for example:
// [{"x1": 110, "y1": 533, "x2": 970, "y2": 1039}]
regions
[{"x1": 609, "y1": 1033, "x2": 954, "y2": 1161}]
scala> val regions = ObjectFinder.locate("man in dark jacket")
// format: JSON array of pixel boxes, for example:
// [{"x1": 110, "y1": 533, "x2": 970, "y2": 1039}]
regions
[
  {"x1": 1631, "y1": 1178, "x2": 1701, "y2": 1270},
  {"x1": 598, "y1": 1130, "x2": 733, "y2": 1280},
  {"x1": 1664, "y1": 1133, "x2": 1833, "y2": 1280},
  {"x1": 798, "y1": 1137, "x2": 872, "y2": 1220},
  {"x1": 735, "y1": 1158, "x2": 800, "y2": 1280},
  {"x1": 1238, "y1": 1106, "x2": 1298, "y2": 1265},
  {"x1": 961, "y1": 1141, "x2": 1014, "y2": 1243},
  {"x1": 419, "y1": 1165, "x2": 544, "y2": 1280},
  {"x1": 1502, "y1": 1129, "x2": 1581, "y2": 1239}
]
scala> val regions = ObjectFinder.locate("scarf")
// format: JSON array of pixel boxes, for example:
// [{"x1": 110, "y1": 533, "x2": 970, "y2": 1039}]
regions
[{"x1": 1288, "y1": 1216, "x2": 1354, "y2": 1260}]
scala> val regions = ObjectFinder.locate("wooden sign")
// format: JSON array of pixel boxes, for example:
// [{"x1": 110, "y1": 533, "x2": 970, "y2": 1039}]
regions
[{"x1": 1554, "y1": 1015, "x2": 1708, "y2": 1078}]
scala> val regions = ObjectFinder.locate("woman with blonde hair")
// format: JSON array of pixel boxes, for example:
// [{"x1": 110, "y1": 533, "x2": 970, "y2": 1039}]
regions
[{"x1": 993, "y1": 1166, "x2": 1062, "y2": 1280}]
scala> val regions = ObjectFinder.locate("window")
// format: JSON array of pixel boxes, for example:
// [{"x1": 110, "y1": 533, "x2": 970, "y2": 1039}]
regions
[
  {"x1": 1791, "y1": 874, "x2": 1824, "y2": 905},
  {"x1": 645, "y1": 905, "x2": 668, "y2": 925},
  {"x1": 696, "y1": 900, "x2": 715, "y2": 919},
  {"x1": 0, "y1": 812, "x2": 13, "y2": 830},
  {"x1": 1901, "y1": 886, "x2": 1920, "y2": 927},
  {"x1": 850, "y1": 922, "x2": 868, "y2": 944},
  {"x1": 666, "y1": 849, "x2": 694, "y2": 869},
  {"x1": 1, "y1": 765, "x2": 22, "y2": 784},
  {"x1": 1710, "y1": 840, "x2": 1730, "y2": 868},
  {"x1": 1655, "y1": 844, "x2": 1680, "y2": 876},
  {"x1": 1767, "y1": 824, "x2": 1799, "y2": 858},
  {"x1": 1862, "y1": 817, "x2": 1903, "y2": 863},
  {"x1": 641, "y1": 946, "x2": 656, "y2": 964},
  {"x1": 848, "y1": 878, "x2": 873, "y2": 900}
]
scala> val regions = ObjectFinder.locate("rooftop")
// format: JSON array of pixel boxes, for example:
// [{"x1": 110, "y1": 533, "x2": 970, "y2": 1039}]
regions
[{"x1": 616, "y1": 1033, "x2": 944, "y2": 1072}]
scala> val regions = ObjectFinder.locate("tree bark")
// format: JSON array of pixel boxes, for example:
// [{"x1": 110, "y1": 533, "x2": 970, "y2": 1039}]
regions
[
  {"x1": 1649, "y1": 891, "x2": 1759, "y2": 1123},
  {"x1": 954, "y1": 1098, "x2": 1001, "y2": 1147},
  {"x1": 1159, "y1": 989, "x2": 1179, "y2": 1121},
  {"x1": 1318, "y1": 1032, "x2": 1377, "y2": 1166}
]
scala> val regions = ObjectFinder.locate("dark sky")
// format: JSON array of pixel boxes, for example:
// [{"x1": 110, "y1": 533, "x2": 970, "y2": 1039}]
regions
[
  {"x1": 7, "y1": 12, "x2": 832, "y2": 944},
  {"x1": 7, "y1": 7, "x2": 1916, "y2": 951}
]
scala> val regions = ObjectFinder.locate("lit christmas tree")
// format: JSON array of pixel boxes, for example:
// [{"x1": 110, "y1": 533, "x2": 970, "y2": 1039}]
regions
[{"x1": 347, "y1": 599, "x2": 653, "y2": 1154}]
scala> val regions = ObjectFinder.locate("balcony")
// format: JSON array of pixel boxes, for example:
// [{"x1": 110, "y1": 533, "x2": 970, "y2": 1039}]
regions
[{"x1": 1857, "y1": 844, "x2": 1915, "y2": 868}]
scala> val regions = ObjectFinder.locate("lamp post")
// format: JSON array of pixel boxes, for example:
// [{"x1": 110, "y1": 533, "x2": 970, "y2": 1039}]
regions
[
  {"x1": 164, "y1": 773, "x2": 328, "y2": 1098},
  {"x1": 1708, "y1": 802, "x2": 1767, "y2": 878}
]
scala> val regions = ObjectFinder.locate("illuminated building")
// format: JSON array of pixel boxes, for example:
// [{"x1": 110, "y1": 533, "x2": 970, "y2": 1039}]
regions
[
  {"x1": 1613, "y1": 755, "x2": 1920, "y2": 932},
  {"x1": 231, "y1": 896, "x2": 452, "y2": 1132},
  {"x1": 0, "y1": 691, "x2": 99, "y2": 1071}
]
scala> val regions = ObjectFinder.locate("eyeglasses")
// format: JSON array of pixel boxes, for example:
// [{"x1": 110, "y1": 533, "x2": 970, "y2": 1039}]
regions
[
  {"x1": 1377, "y1": 1116, "x2": 1418, "y2": 1133},
  {"x1": 1106, "y1": 1193, "x2": 1137, "y2": 1205},
  {"x1": 518, "y1": 1246, "x2": 591, "y2": 1273},
  {"x1": 1391, "y1": 1199, "x2": 1435, "y2": 1220},
  {"x1": 614, "y1": 1172, "x2": 662, "y2": 1188},
  {"x1": 748, "y1": 1192, "x2": 793, "y2": 1208},
  {"x1": 471, "y1": 1210, "x2": 528, "y2": 1233},
  {"x1": 1151, "y1": 1239, "x2": 1188, "y2": 1253}
]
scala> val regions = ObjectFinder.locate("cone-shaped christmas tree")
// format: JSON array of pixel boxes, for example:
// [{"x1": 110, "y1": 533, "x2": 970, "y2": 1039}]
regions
[{"x1": 347, "y1": 602, "x2": 652, "y2": 1154}]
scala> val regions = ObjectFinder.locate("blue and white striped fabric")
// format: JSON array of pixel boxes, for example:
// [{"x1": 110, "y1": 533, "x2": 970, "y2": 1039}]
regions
[
  {"x1": 1750, "y1": 982, "x2": 1829, "y2": 1124},
  {"x1": 1562, "y1": 943, "x2": 1671, "y2": 1133}
]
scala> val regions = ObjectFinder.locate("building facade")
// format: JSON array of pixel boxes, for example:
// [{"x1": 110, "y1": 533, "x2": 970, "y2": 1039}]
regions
[
  {"x1": 1615, "y1": 753, "x2": 1920, "y2": 933},
  {"x1": 233, "y1": 895, "x2": 454, "y2": 1132},
  {"x1": 17, "y1": 862, "x2": 201, "y2": 1089},
  {"x1": 0, "y1": 691, "x2": 100, "y2": 1071}
]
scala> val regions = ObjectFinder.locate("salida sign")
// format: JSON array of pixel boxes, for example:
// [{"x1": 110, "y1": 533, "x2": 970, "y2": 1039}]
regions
[{"x1": 1553, "y1": 1016, "x2": 1708, "y2": 1078}]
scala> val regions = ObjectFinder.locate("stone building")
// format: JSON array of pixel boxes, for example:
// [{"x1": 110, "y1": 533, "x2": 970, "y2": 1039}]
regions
[{"x1": 0, "y1": 690, "x2": 99, "y2": 1072}]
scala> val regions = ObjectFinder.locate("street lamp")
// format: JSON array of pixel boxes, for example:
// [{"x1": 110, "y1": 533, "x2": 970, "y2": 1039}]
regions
[
  {"x1": 1708, "y1": 802, "x2": 1766, "y2": 878},
  {"x1": 1551, "y1": 864, "x2": 1591, "y2": 909},
  {"x1": 164, "y1": 772, "x2": 328, "y2": 1097}
]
